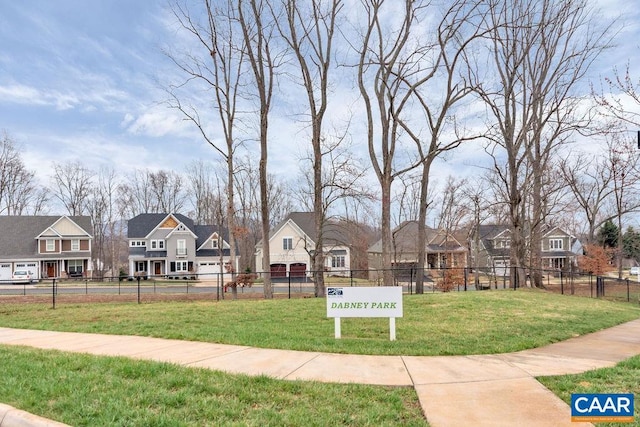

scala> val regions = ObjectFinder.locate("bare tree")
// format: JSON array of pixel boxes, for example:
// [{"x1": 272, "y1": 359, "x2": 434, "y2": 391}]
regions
[
  {"x1": 355, "y1": 0, "x2": 425, "y2": 285},
  {"x1": 168, "y1": 0, "x2": 247, "y2": 293},
  {"x1": 186, "y1": 160, "x2": 221, "y2": 225},
  {"x1": 558, "y1": 152, "x2": 614, "y2": 242},
  {"x1": 594, "y1": 62, "x2": 640, "y2": 128},
  {"x1": 0, "y1": 133, "x2": 46, "y2": 215},
  {"x1": 392, "y1": 172, "x2": 423, "y2": 226},
  {"x1": 87, "y1": 166, "x2": 121, "y2": 277},
  {"x1": 436, "y1": 176, "x2": 471, "y2": 232},
  {"x1": 476, "y1": 0, "x2": 611, "y2": 288},
  {"x1": 149, "y1": 169, "x2": 187, "y2": 213},
  {"x1": 51, "y1": 160, "x2": 94, "y2": 216},
  {"x1": 605, "y1": 134, "x2": 640, "y2": 277},
  {"x1": 118, "y1": 169, "x2": 155, "y2": 217},
  {"x1": 238, "y1": 0, "x2": 283, "y2": 298},
  {"x1": 276, "y1": 0, "x2": 343, "y2": 297}
]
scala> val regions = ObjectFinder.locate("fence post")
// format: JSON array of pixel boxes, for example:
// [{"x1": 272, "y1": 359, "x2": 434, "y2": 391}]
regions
[
  {"x1": 627, "y1": 279, "x2": 630, "y2": 302},
  {"x1": 52, "y1": 278, "x2": 56, "y2": 310}
]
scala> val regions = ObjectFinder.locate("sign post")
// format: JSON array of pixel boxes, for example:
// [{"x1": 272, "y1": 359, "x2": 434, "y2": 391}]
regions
[{"x1": 326, "y1": 286, "x2": 403, "y2": 341}]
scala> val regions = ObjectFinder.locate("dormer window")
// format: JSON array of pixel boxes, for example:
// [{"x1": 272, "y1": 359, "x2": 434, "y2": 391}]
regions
[
  {"x1": 46, "y1": 239, "x2": 55, "y2": 251},
  {"x1": 550, "y1": 239, "x2": 563, "y2": 250},
  {"x1": 71, "y1": 239, "x2": 80, "y2": 251}
]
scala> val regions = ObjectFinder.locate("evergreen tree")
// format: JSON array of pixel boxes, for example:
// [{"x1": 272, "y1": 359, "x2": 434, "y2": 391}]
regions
[
  {"x1": 597, "y1": 220, "x2": 619, "y2": 248},
  {"x1": 623, "y1": 226, "x2": 640, "y2": 262}
]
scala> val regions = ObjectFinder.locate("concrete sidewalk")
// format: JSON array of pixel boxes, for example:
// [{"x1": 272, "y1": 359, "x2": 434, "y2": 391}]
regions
[{"x1": 1, "y1": 319, "x2": 639, "y2": 426}]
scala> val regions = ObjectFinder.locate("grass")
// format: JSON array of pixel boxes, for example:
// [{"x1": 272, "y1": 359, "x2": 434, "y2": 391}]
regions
[
  {"x1": 540, "y1": 355, "x2": 640, "y2": 427},
  {"x1": 0, "y1": 290, "x2": 638, "y2": 356},
  {"x1": 1, "y1": 289, "x2": 639, "y2": 426},
  {"x1": 0, "y1": 346, "x2": 426, "y2": 427}
]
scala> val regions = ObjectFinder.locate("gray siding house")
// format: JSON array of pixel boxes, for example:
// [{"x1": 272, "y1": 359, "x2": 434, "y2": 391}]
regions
[{"x1": 127, "y1": 213, "x2": 238, "y2": 281}]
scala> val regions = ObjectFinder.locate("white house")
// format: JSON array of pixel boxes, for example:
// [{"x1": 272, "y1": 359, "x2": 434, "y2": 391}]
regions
[{"x1": 254, "y1": 212, "x2": 352, "y2": 277}]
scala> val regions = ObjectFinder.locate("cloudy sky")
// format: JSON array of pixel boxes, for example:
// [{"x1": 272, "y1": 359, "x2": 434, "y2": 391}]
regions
[{"x1": 1, "y1": 0, "x2": 639, "y2": 197}]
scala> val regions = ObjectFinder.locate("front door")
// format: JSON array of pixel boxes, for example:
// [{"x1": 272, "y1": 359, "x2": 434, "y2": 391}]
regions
[
  {"x1": 154, "y1": 262, "x2": 162, "y2": 275},
  {"x1": 46, "y1": 262, "x2": 56, "y2": 278}
]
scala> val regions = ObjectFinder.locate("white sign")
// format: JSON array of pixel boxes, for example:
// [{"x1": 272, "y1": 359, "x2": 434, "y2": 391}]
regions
[
  {"x1": 326, "y1": 286, "x2": 403, "y2": 340},
  {"x1": 327, "y1": 286, "x2": 403, "y2": 317}
]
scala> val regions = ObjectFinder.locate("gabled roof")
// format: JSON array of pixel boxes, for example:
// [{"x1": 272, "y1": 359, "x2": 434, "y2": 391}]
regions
[
  {"x1": 0, "y1": 216, "x2": 93, "y2": 258},
  {"x1": 368, "y1": 221, "x2": 467, "y2": 254},
  {"x1": 194, "y1": 225, "x2": 236, "y2": 257},
  {"x1": 260, "y1": 212, "x2": 352, "y2": 248},
  {"x1": 127, "y1": 213, "x2": 195, "y2": 238}
]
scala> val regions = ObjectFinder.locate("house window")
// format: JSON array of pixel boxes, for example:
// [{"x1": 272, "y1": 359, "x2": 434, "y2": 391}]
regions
[
  {"x1": 549, "y1": 239, "x2": 563, "y2": 250},
  {"x1": 71, "y1": 240, "x2": 80, "y2": 251},
  {"x1": 283, "y1": 237, "x2": 293, "y2": 250},
  {"x1": 176, "y1": 261, "x2": 188, "y2": 272},
  {"x1": 129, "y1": 240, "x2": 146, "y2": 247},
  {"x1": 332, "y1": 255, "x2": 345, "y2": 268},
  {"x1": 46, "y1": 239, "x2": 55, "y2": 251},
  {"x1": 177, "y1": 239, "x2": 187, "y2": 256},
  {"x1": 212, "y1": 239, "x2": 218, "y2": 249},
  {"x1": 68, "y1": 260, "x2": 83, "y2": 274},
  {"x1": 150, "y1": 239, "x2": 165, "y2": 250},
  {"x1": 496, "y1": 239, "x2": 510, "y2": 249}
]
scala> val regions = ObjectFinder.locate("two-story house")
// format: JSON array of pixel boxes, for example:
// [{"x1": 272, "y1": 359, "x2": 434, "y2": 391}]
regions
[
  {"x1": 0, "y1": 215, "x2": 93, "y2": 281},
  {"x1": 254, "y1": 212, "x2": 353, "y2": 277},
  {"x1": 471, "y1": 224, "x2": 579, "y2": 276},
  {"x1": 127, "y1": 213, "x2": 238, "y2": 281}
]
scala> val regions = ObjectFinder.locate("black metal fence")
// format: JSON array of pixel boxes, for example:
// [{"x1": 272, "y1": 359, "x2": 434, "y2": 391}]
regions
[{"x1": 1, "y1": 267, "x2": 638, "y2": 306}]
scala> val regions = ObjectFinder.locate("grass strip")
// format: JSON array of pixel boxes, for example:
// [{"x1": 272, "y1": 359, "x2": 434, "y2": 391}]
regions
[
  {"x1": 0, "y1": 346, "x2": 427, "y2": 427},
  {"x1": 539, "y1": 355, "x2": 640, "y2": 427},
  {"x1": 0, "y1": 290, "x2": 638, "y2": 356}
]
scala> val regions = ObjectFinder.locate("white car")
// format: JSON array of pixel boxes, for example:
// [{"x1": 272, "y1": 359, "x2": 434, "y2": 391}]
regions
[
  {"x1": 11, "y1": 270, "x2": 35, "y2": 284},
  {"x1": 630, "y1": 267, "x2": 640, "y2": 276}
]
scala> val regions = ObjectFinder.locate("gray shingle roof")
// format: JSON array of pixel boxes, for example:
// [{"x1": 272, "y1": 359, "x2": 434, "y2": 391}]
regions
[
  {"x1": 127, "y1": 214, "x2": 237, "y2": 257},
  {"x1": 0, "y1": 216, "x2": 92, "y2": 258},
  {"x1": 127, "y1": 213, "x2": 195, "y2": 238}
]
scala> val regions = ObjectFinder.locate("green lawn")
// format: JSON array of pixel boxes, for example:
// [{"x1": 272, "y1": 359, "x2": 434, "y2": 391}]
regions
[
  {"x1": 0, "y1": 290, "x2": 638, "y2": 356},
  {"x1": 0, "y1": 346, "x2": 426, "y2": 427},
  {"x1": 1, "y1": 289, "x2": 639, "y2": 426},
  {"x1": 540, "y1": 355, "x2": 640, "y2": 427}
]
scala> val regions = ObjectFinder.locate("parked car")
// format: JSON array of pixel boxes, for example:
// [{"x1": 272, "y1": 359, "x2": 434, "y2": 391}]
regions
[
  {"x1": 629, "y1": 267, "x2": 640, "y2": 276},
  {"x1": 12, "y1": 270, "x2": 35, "y2": 284}
]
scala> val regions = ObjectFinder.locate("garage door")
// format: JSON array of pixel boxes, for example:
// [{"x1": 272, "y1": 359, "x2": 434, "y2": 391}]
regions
[
  {"x1": 198, "y1": 261, "x2": 220, "y2": 280},
  {"x1": 270, "y1": 264, "x2": 286, "y2": 278},
  {"x1": 493, "y1": 260, "x2": 508, "y2": 277},
  {"x1": 289, "y1": 263, "x2": 306, "y2": 277},
  {"x1": 0, "y1": 263, "x2": 11, "y2": 282},
  {"x1": 14, "y1": 262, "x2": 40, "y2": 280}
]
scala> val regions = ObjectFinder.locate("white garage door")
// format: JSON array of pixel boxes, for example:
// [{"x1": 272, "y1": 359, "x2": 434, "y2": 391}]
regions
[
  {"x1": 493, "y1": 260, "x2": 508, "y2": 277},
  {"x1": 0, "y1": 263, "x2": 11, "y2": 282},
  {"x1": 15, "y1": 262, "x2": 40, "y2": 280},
  {"x1": 198, "y1": 261, "x2": 222, "y2": 280}
]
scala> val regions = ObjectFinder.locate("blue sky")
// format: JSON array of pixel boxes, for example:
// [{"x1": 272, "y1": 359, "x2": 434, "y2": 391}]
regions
[
  {"x1": 1, "y1": 0, "x2": 639, "y2": 193},
  {"x1": 0, "y1": 1, "x2": 205, "y2": 182}
]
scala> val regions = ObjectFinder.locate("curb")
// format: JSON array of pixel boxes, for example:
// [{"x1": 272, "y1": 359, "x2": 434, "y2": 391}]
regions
[{"x1": 0, "y1": 403, "x2": 69, "y2": 427}]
